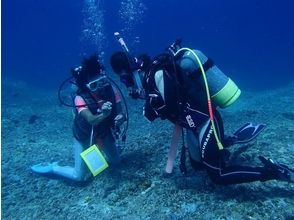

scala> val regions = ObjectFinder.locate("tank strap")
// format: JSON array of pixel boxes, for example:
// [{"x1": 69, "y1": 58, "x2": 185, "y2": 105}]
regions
[{"x1": 194, "y1": 58, "x2": 214, "y2": 76}]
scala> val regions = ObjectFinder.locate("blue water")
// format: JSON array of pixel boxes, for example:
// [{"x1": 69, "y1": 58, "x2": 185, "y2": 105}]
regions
[{"x1": 3, "y1": 0, "x2": 294, "y2": 90}]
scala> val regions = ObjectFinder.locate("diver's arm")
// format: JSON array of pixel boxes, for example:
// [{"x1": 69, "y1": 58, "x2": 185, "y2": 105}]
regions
[
  {"x1": 80, "y1": 102, "x2": 112, "y2": 126},
  {"x1": 165, "y1": 124, "x2": 182, "y2": 173}
]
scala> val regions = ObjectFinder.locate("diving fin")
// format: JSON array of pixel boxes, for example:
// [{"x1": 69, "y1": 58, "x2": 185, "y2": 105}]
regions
[
  {"x1": 31, "y1": 162, "x2": 58, "y2": 174},
  {"x1": 225, "y1": 122, "x2": 266, "y2": 146},
  {"x1": 259, "y1": 156, "x2": 294, "y2": 183}
]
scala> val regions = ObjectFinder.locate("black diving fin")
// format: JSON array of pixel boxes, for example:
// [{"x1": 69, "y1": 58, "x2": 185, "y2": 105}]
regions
[{"x1": 225, "y1": 122, "x2": 266, "y2": 146}]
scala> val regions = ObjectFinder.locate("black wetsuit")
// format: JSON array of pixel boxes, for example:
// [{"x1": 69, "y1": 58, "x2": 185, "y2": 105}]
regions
[
  {"x1": 143, "y1": 55, "x2": 280, "y2": 185},
  {"x1": 187, "y1": 110, "x2": 277, "y2": 185}
]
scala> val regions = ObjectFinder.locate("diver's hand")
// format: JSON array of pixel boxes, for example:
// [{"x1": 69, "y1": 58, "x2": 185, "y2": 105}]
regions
[
  {"x1": 101, "y1": 101, "x2": 112, "y2": 117},
  {"x1": 114, "y1": 114, "x2": 125, "y2": 127}
]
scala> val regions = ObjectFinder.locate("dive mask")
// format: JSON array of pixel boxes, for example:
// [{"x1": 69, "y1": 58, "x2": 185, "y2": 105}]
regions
[{"x1": 86, "y1": 75, "x2": 109, "y2": 92}]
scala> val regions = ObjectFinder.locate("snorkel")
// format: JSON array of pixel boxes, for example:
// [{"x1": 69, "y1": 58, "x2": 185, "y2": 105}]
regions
[{"x1": 114, "y1": 32, "x2": 145, "y2": 99}]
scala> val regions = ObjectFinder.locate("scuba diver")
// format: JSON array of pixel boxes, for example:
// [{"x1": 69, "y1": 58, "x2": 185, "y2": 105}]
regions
[
  {"x1": 110, "y1": 33, "x2": 294, "y2": 185},
  {"x1": 31, "y1": 54, "x2": 127, "y2": 182}
]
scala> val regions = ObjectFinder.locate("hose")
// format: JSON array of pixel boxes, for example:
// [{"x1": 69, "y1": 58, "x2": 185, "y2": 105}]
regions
[{"x1": 174, "y1": 48, "x2": 224, "y2": 150}]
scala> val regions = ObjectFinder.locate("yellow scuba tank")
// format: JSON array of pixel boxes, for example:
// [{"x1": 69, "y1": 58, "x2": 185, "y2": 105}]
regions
[{"x1": 179, "y1": 49, "x2": 241, "y2": 108}]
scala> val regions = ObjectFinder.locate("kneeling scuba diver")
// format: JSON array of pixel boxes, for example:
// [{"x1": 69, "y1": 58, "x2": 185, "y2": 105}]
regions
[
  {"x1": 31, "y1": 54, "x2": 129, "y2": 182},
  {"x1": 110, "y1": 33, "x2": 294, "y2": 185}
]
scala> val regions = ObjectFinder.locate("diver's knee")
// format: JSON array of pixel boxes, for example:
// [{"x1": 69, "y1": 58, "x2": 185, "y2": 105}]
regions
[{"x1": 72, "y1": 170, "x2": 91, "y2": 182}]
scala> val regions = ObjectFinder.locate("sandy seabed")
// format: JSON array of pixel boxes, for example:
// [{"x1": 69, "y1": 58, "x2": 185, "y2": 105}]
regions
[{"x1": 2, "y1": 80, "x2": 294, "y2": 220}]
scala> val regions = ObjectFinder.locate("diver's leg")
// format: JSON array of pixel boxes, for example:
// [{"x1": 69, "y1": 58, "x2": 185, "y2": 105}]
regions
[
  {"x1": 98, "y1": 132, "x2": 120, "y2": 165},
  {"x1": 186, "y1": 129, "x2": 206, "y2": 170},
  {"x1": 200, "y1": 118, "x2": 279, "y2": 185},
  {"x1": 205, "y1": 163, "x2": 276, "y2": 185},
  {"x1": 52, "y1": 138, "x2": 91, "y2": 181},
  {"x1": 73, "y1": 139, "x2": 91, "y2": 180},
  {"x1": 206, "y1": 155, "x2": 294, "y2": 185}
]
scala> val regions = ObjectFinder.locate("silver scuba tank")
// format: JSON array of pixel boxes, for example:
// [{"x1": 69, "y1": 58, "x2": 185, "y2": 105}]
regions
[{"x1": 179, "y1": 49, "x2": 241, "y2": 108}]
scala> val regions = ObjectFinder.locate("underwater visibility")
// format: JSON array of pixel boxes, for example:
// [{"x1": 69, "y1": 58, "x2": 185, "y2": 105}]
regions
[{"x1": 2, "y1": 0, "x2": 294, "y2": 219}]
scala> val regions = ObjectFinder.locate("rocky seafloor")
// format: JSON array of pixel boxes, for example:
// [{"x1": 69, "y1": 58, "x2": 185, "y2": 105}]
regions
[{"x1": 2, "y1": 80, "x2": 294, "y2": 220}]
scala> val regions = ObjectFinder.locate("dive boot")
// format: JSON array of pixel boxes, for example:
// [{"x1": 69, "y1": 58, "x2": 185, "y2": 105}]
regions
[{"x1": 259, "y1": 156, "x2": 294, "y2": 183}]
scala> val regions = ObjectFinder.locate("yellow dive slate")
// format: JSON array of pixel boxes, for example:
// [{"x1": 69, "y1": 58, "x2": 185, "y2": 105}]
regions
[{"x1": 80, "y1": 144, "x2": 108, "y2": 176}]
